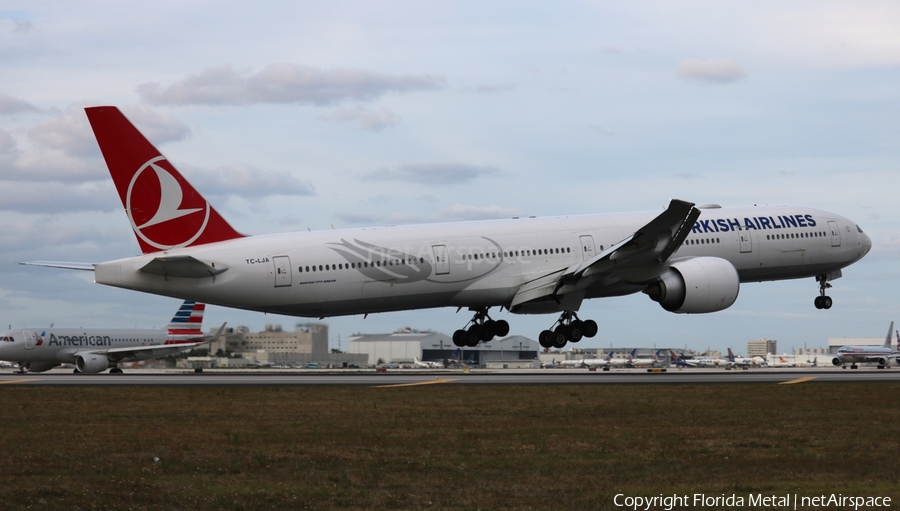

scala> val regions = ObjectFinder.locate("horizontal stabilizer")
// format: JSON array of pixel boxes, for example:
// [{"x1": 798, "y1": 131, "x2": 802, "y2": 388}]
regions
[
  {"x1": 140, "y1": 256, "x2": 228, "y2": 279},
  {"x1": 19, "y1": 261, "x2": 95, "y2": 271}
]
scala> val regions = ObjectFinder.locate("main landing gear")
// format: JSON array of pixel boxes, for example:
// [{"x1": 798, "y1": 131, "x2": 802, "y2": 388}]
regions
[
  {"x1": 814, "y1": 274, "x2": 833, "y2": 310},
  {"x1": 538, "y1": 311, "x2": 598, "y2": 349},
  {"x1": 452, "y1": 309, "x2": 510, "y2": 347}
]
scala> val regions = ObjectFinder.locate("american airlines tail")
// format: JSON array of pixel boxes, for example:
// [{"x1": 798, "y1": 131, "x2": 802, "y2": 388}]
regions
[
  {"x1": 165, "y1": 300, "x2": 206, "y2": 344},
  {"x1": 84, "y1": 106, "x2": 244, "y2": 254}
]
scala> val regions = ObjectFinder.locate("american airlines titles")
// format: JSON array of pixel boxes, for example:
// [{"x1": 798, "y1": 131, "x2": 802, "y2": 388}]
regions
[
  {"x1": 691, "y1": 214, "x2": 817, "y2": 234},
  {"x1": 47, "y1": 333, "x2": 112, "y2": 347}
]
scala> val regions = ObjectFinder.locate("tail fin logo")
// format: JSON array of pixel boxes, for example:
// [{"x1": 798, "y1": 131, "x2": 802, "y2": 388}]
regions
[{"x1": 127, "y1": 156, "x2": 210, "y2": 251}]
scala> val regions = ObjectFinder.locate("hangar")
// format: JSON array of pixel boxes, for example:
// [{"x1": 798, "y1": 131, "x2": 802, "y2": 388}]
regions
[{"x1": 348, "y1": 328, "x2": 539, "y2": 367}]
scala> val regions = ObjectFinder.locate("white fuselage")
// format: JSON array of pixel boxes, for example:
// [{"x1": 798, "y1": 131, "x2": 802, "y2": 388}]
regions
[
  {"x1": 92, "y1": 205, "x2": 871, "y2": 318},
  {"x1": 833, "y1": 346, "x2": 893, "y2": 366},
  {"x1": 0, "y1": 328, "x2": 166, "y2": 366}
]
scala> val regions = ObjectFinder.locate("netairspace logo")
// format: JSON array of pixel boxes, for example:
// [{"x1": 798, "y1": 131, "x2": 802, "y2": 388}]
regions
[{"x1": 614, "y1": 493, "x2": 891, "y2": 510}]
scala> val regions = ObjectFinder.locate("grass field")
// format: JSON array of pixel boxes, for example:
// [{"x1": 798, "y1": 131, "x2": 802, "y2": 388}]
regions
[{"x1": 2, "y1": 382, "x2": 900, "y2": 510}]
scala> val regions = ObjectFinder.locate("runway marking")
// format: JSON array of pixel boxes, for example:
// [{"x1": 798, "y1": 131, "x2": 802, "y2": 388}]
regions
[
  {"x1": 0, "y1": 379, "x2": 37, "y2": 385},
  {"x1": 374, "y1": 379, "x2": 458, "y2": 388},
  {"x1": 779, "y1": 377, "x2": 817, "y2": 385}
]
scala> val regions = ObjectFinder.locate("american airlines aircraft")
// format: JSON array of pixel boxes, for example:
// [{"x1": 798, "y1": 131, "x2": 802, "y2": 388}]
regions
[
  {"x1": 23, "y1": 107, "x2": 872, "y2": 349},
  {"x1": 831, "y1": 321, "x2": 896, "y2": 369},
  {"x1": 0, "y1": 300, "x2": 219, "y2": 374}
]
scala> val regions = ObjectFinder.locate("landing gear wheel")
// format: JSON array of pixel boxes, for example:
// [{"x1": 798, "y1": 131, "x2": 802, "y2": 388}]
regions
[
  {"x1": 465, "y1": 326, "x2": 481, "y2": 347},
  {"x1": 456, "y1": 308, "x2": 509, "y2": 346},
  {"x1": 543, "y1": 311, "x2": 594, "y2": 345},
  {"x1": 568, "y1": 322, "x2": 584, "y2": 343},
  {"x1": 815, "y1": 275, "x2": 834, "y2": 310},
  {"x1": 551, "y1": 327, "x2": 568, "y2": 349},
  {"x1": 479, "y1": 321, "x2": 495, "y2": 342},
  {"x1": 582, "y1": 320, "x2": 598, "y2": 338},
  {"x1": 452, "y1": 330, "x2": 467, "y2": 347},
  {"x1": 814, "y1": 296, "x2": 833, "y2": 309},
  {"x1": 110, "y1": 367, "x2": 123, "y2": 374},
  {"x1": 539, "y1": 330, "x2": 554, "y2": 348}
]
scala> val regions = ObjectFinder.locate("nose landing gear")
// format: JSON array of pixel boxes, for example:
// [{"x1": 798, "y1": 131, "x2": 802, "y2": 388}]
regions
[
  {"x1": 814, "y1": 274, "x2": 833, "y2": 310},
  {"x1": 538, "y1": 311, "x2": 598, "y2": 349}
]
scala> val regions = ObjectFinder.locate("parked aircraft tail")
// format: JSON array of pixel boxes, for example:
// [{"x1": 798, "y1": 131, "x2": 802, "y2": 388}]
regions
[
  {"x1": 85, "y1": 106, "x2": 245, "y2": 254},
  {"x1": 883, "y1": 321, "x2": 894, "y2": 349},
  {"x1": 166, "y1": 300, "x2": 206, "y2": 344}
]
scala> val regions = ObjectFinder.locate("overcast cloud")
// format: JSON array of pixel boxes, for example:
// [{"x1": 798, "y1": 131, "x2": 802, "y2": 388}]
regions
[
  {"x1": 675, "y1": 59, "x2": 747, "y2": 84},
  {"x1": 362, "y1": 163, "x2": 502, "y2": 185},
  {"x1": 137, "y1": 64, "x2": 446, "y2": 106}
]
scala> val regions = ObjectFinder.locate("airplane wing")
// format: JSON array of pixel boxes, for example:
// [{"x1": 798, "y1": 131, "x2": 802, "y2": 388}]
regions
[
  {"x1": 74, "y1": 323, "x2": 225, "y2": 363},
  {"x1": 510, "y1": 199, "x2": 700, "y2": 310},
  {"x1": 73, "y1": 342, "x2": 204, "y2": 364}
]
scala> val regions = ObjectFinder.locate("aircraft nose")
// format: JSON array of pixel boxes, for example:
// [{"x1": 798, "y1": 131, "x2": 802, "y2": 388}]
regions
[{"x1": 861, "y1": 230, "x2": 872, "y2": 256}]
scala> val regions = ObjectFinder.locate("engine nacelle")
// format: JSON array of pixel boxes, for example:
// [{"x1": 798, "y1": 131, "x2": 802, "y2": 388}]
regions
[
  {"x1": 832, "y1": 357, "x2": 842, "y2": 367},
  {"x1": 23, "y1": 362, "x2": 59, "y2": 373},
  {"x1": 75, "y1": 354, "x2": 111, "y2": 374},
  {"x1": 644, "y1": 257, "x2": 740, "y2": 313},
  {"x1": 877, "y1": 357, "x2": 889, "y2": 367}
]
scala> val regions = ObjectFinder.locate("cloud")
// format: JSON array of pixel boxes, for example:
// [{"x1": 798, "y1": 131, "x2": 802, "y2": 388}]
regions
[
  {"x1": 26, "y1": 110, "x2": 97, "y2": 158},
  {"x1": 117, "y1": 105, "x2": 192, "y2": 145},
  {"x1": 137, "y1": 64, "x2": 446, "y2": 106},
  {"x1": 0, "y1": 180, "x2": 118, "y2": 213},
  {"x1": 362, "y1": 162, "x2": 501, "y2": 185},
  {"x1": 334, "y1": 212, "x2": 385, "y2": 225},
  {"x1": 439, "y1": 204, "x2": 521, "y2": 221},
  {"x1": 589, "y1": 125, "x2": 615, "y2": 137},
  {"x1": 0, "y1": 218, "x2": 126, "y2": 253},
  {"x1": 318, "y1": 106, "x2": 402, "y2": 131},
  {"x1": 472, "y1": 84, "x2": 516, "y2": 93},
  {"x1": 0, "y1": 105, "x2": 191, "y2": 183},
  {"x1": 334, "y1": 204, "x2": 521, "y2": 226},
  {"x1": 0, "y1": 128, "x2": 18, "y2": 163},
  {"x1": 0, "y1": 18, "x2": 34, "y2": 34},
  {"x1": 0, "y1": 94, "x2": 38, "y2": 115},
  {"x1": 675, "y1": 59, "x2": 747, "y2": 84},
  {"x1": 181, "y1": 163, "x2": 316, "y2": 198},
  {"x1": 25, "y1": 105, "x2": 189, "y2": 159}
]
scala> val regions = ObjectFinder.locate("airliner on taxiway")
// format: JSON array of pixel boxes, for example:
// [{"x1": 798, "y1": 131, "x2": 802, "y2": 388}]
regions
[{"x1": 23, "y1": 107, "x2": 872, "y2": 349}]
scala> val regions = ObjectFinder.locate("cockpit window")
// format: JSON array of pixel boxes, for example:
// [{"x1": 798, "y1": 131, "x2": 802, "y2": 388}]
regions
[
  {"x1": 0, "y1": 336, "x2": 14, "y2": 342},
  {"x1": 857, "y1": 225, "x2": 864, "y2": 233}
]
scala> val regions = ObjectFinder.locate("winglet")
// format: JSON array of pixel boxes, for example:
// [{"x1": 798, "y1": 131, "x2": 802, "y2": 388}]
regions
[
  {"x1": 203, "y1": 322, "x2": 228, "y2": 344},
  {"x1": 85, "y1": 106, "x2": 245, "y2": 254},
  {"x1": 657, "y1": 202, "x2": 701, "y2": 262}
]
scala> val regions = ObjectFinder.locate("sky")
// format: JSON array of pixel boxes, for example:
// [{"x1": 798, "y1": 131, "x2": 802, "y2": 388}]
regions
[{"x1": 1, "y1": 1, "x2": 899, "y2": 355}]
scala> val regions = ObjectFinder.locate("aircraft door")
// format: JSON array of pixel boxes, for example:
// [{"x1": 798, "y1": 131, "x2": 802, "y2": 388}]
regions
[
  {"x1": 579, "y1": 235, "x2": 596, "y2": 261},
  {"x1": 432, "y1": 245, "x2": 450, "y2": 275},
  {"x1": 273, "y1": 256, "x2": 292, "y2": 287},
  {"x1": 24, "y1": 331, "x2": 34, "y2": 350},
  {"x1": 739, "y1": 230, "x2": 752, "y2": 253},
  {"x1": 828, "y1": 221, "x2": 841, "y2": 247}
]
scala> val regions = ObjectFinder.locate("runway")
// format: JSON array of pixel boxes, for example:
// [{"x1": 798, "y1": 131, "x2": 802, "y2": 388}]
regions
[{"x1": 3, "y1": 367, "x2": 900, "y2": 386}]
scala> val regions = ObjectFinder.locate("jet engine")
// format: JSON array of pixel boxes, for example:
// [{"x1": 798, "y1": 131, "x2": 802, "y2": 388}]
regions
[
  {"x1": 831, "y1": 357, "x2": 842, "y2": 367},
  {"x1": 75, "y1": 354, "x2": 110, "y2": 374},
  {"x1": 644, "y1": 257, "x2": 740, "y2": 313},
  {"x1": 877, "y1": 357, "x2": 889, "y2": 367},
  {"x1": 22, "y1": 361, "x2": 58, "y2": 373}
]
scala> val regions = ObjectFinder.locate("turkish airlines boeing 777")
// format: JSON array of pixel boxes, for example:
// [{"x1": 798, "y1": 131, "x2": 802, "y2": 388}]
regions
[{"x1": 23, "y1": 107, "x2": 872, "y2": 349}]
